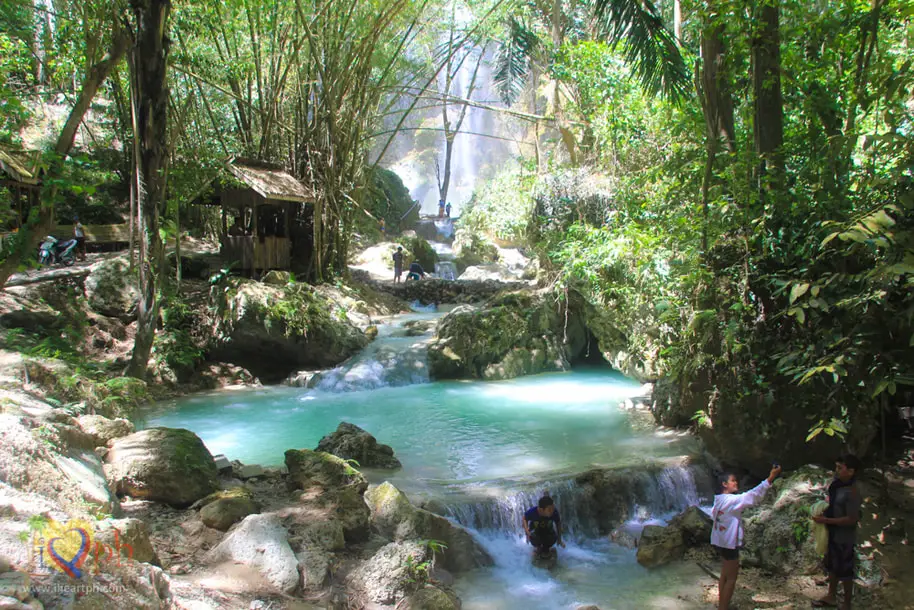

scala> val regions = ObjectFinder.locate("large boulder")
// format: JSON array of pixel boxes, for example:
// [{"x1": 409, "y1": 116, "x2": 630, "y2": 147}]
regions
[
  {"x1": 196, "y1": 488, "x2": 260, "y2": 531},
  {"x1": 365, "y1": 482, "x2": 493, "y2": 573},
  {"x1": 105, "y1": 428, "x2": 218, "y2": 507},
  {"x1": 0, "y1": 413, "x2": 120, "y2": 517},
  {"x1": 315, "y1": 422, "x2": 401, "y2": 469},
  {"x1": 76, "y1": 415, "x2": 135, "y2": 447},
  {"x1": 636, "y1": 524, "x2": 685, "y2": 567},
  {"x1": 668, "y1": 505, "x2": 713, "y2": 547},
  {"x1": 84, "y1": 258, "x2": 140, "y2": 321},
  {"x1": 284, "y1": 449, "x2": 369, "y2": 543},
  {"x1": 205, "y1": 513, "x2": 299, "y2": 593},
  {"x1": 428, "y1": 292, "x2": 576, "y2": 381},
  {"x1": 209, "y1": 279, "x2": 369, "y2": 383},
  {"x1": 346, "y1": 541, "x2": 431, "y2": 605}
]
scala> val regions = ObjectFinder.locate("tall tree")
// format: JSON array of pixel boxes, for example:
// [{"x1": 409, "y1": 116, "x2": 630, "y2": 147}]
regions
[
  {"x1": 751, "y1": 0, "x2": 784, "y2": 214},
  {"x1": 0, "y1": 19, "x2": 129, "y2": 288},
  {"x1": 127, "y1": 0, "x2": 170, "y2": 379}
]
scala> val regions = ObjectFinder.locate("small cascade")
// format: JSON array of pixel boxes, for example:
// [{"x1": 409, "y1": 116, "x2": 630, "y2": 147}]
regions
[
  {"x1": 313, "y1": 313, "x2": 439, "y2": 392},
  {"x1": 446, "y1": 465, "x2": 704, "y2": 543}
]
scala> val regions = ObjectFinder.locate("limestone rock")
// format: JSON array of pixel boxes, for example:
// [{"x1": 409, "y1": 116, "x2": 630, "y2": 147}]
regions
[
  {"x1": 206, "y1": 514, "x2": 299, "y2": 593},
  {"x1": 346, "y1": 541, "x2": 430, "y2": 604},
  {"x1": 84, "y1": 258, "x2": 140, "y2": 321},
  {"x1": 0, "y1": 572, "x2": 29, "y2": 601},
  {"x1": 94, "y1": 518, "x2": 160, "y2": 566},
  {"x1": 297, "y1": 549, "x2": 330, "y2": 591},
  {"x1": 76, "y1": 415, "x2": 135, "y2": 447},
  {"x1": 106, "y1": 428, "x2": 218, "y2": 507},
  {"x1": 365, "y1": 482, "x2": 492, "y2": 573},
  {"x1": 198, "y1": 489, "x2": 260, "y2": 531},
  {"x1": 284, "y1": 449, "x2": 370, "y2": 543},
  {"x1": 428, "y1": 291, "x2": 578, "y2": 381},
  {"x1": 298, "y1": 520, "x2": 346, "y2": 552},
  {"x1": 668, "y1": 505, "x2": 712, "y2": 547},
  {"x1": 209, "y1": 279, "x2": 368, "y2": 383},
  {"x1": 315, "y1": 422, "x2": 401, "y2": 470},
  {"x1": 237, "y1": 464, "x2": 265, "y2": 480},
  {"x1": 457, "y1": 263, "x2": 522, "y2": 282},
  {"x1": 284, "y1": 449, "x2": 368, "y2": 493},
  {"x1": 401, "y1": 585, "x2": 461, "y2": 610},
  {"x1": 636, "y1": 525, "x2": 685, "y2": 567},
  {"x1": 0, "y1": 413, "x2": 120, "y2": 517}
]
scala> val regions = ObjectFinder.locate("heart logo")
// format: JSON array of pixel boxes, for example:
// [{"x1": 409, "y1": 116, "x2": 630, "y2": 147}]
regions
[{"x1": 47, "y1": 527, "x2": 90, "y2": 579}]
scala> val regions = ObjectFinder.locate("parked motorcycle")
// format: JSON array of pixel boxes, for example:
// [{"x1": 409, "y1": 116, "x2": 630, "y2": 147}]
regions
[{"x1": 38, "y1": 235, "x2": 78, "y2": 267}]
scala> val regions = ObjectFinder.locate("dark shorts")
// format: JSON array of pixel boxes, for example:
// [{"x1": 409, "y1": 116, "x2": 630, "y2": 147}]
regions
[
  {"x1": 824, "y1": 539, "x2": 855, "y2": 582},
  {"x1": 713, "y1": 545, "x2": 740, "y2": 561},
  {"x1": 530, "y1": 528, "x2": 557, "y2": 551}
]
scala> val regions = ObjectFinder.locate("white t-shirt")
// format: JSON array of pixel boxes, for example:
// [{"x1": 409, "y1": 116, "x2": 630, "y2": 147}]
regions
[{"x1": 710, "y1": 479, "x2": 770, "y2": 549}]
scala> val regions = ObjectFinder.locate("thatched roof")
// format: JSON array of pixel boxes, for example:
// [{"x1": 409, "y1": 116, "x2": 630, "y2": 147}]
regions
[
  {"x1": 0, "y1": 146, "x2": 42, "y2": 186},
  {"x1": 227, "y1": 159, "x2": 311, "y2": 202}
]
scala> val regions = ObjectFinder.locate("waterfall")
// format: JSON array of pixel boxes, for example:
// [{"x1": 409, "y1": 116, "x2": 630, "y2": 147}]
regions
[
  {"x1": 445, "y1": 465, "x2": 705, "y2": 543},
  {"x1": 312, "y1": 314, "x2": 439, "y2": 392}
]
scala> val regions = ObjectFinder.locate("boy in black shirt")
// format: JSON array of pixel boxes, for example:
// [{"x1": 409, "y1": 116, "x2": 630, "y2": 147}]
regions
[{"x1": 522, "y1": 494, "x2": 565, "y2": 557}]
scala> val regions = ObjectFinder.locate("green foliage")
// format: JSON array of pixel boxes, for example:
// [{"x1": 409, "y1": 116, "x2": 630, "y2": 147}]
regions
[
  {"x1": 461, "y1": 165, "x2": 537, "y2": 244},
  {"x1": 398, "y1": 235, "x2": 438, "y2": 273}
]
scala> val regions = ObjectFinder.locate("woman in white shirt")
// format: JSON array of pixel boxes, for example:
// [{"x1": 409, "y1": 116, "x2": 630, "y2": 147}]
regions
[{"x1": 711, "y1": 463, "x2": 782, "y2": 610}]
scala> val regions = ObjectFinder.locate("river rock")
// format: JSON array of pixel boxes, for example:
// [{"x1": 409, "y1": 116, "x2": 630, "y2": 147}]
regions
[
  {"x1": 84, "y1": 258, "x2": 140, "y2": 321},
  {"x1": 315, "y1": 422, "x2": 402, "y2": 469},
  {"x1": 365, "y1": 482, "x2": 493, "y2": 573},
  {"x1": 75, "y1": 415, "x2": 135, "y2": 447},
  {"x1": 0, "y1": 413, "x2": 120, "y2": 517},
  {"x1": 105, "y1": 428, "x2": 218, "y2": 507},
  {"x1": 197, "y1": 488, "x2": 260, "y2": 531},
  {"x1": 297, "y1": 548, "x2": 331, "y2": 591},
  {"x1": 346, "y1": 541, "x2": 431, "y2": 605},
  {"x1": 668, "y1": 505, "x2": 713, "y2": 547},
  {"x1": 636, "y1": 525, "x2": 685, "y2": 567},
  {"x1": 285, "y1": 449, "x2": 368, "y2": 493},
  {"x1": 208, "y1": 279, "x2": 369, "y2": 383},
  {"x1": 93, "y1": 518, "x2": 160, "y2": 565},
  {"x1": 401, "y1": 585, "x2": 461, "y2": 610},
  {"x1": 285, "y1": 449, "x2": 370, "y2": 542},
  {"x1": 206, "y1": 513, "x2": 299, "y2": 593}
]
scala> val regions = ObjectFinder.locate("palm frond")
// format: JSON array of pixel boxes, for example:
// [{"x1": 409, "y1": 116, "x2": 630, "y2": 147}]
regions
[
  {"x1": 493, "y1": 16, "x2": 539, "y2": 105},
  {"x1": 590, "y1": 0, "x2": 690, "y2": 102}
]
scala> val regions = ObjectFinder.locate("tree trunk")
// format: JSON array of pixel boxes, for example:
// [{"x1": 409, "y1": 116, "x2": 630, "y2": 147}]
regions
[
  {"x1": 697, "y1": 16, "x2": 736, "y2": 252},
  {"x1": 127, "y1": 0, "x2": 171, "y2": 379},
  {"x1": 673, "y1": 0, "x2": 682, "y2": 45},
  {"x1": 0, "y1": 25, "x2": 129, "y2": 289},
  {"x1": 751, "y1": 0, "x2": 785, "y2": 211}
]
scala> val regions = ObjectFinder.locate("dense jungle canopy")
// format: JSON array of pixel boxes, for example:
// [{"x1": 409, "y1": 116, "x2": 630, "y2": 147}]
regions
[{"x1": 0, "y1": 0, "x2": 912, "y2": 460}]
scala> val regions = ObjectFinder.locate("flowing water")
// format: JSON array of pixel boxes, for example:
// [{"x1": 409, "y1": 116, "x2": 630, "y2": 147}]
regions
[{"x1": 141, "y1": 312, "x2": 711, "y2": 608}]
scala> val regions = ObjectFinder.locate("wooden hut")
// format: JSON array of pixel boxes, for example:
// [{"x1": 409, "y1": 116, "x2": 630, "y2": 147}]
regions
[{"x1": 192, "y1": 159, "x2": 313, "y2": 274}]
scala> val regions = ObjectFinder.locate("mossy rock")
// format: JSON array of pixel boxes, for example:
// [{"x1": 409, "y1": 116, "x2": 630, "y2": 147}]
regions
[
  {"x1": 199, "y1": 488, "x2": 261, "y2": 531},
  {"x1": 106, "y1": 428, "x2": 219, "y2": 507},
  {"x1": 398, "y1": 236, "x2": 439, "y2": 273},
  {"x1": 284, "y1": 448, "x2": 368, "y2": 493}
]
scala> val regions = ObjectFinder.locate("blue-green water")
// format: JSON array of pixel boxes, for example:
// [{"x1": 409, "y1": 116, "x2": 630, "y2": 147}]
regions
[
  {"x1": 141, "y1": 313, "x2": 708, "y2": 609},
  {"x1": 142, "y1": 369, "x2": 695, "y2": 496}
]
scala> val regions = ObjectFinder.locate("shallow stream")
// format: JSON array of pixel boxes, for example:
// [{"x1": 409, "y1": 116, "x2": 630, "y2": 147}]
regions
[{"x1": 142, "y1": 312, "x2": 711, "y2": 608}]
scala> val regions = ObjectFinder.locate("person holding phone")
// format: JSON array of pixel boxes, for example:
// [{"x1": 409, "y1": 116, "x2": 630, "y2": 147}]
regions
[{"x1": 711, "y1": 463, "x2": 782, "y2": 610}]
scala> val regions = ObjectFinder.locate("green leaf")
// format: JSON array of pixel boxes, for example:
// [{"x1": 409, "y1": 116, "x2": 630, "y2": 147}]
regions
[{"x1": 789, "y1": 283, "x2": 809, "y2": 304}]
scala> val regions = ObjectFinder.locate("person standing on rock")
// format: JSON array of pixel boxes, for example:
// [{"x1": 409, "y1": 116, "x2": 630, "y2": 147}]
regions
[
  {"x1": 393, "y1": 246, "x2": 404, "y2": 283},
  {"x1": 73, "y1": 215, "x2": 86, "y2": 261},
  {"x1": 445, "y1": 202, "x2": 452, "y2": 218},
  {"x1": 811, "y1": 454, "x2": 862, "y2": 610},
  {"x1": 523, "y1": 493, "x2": 565, "y2": 558},
  {"x1": 711, "y1": 463, "x2": 782, "y2": 610}
]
